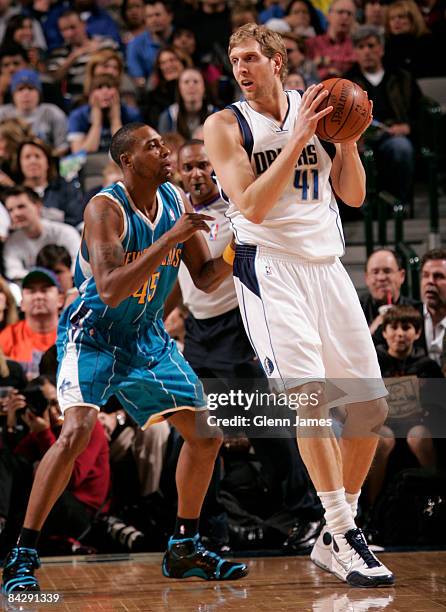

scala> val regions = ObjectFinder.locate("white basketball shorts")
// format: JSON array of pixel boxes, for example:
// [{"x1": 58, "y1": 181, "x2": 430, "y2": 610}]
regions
[{"x1": 233, "y1": 245, "x2": 387, "y2": 405}]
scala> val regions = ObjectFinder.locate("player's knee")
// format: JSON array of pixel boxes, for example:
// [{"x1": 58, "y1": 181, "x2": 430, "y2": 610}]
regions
[
  {"x1": 377, "y1": 425, "x2": 395, "y2": 455},
  {"x1": 56, "y1": 408, "x2": 96, "y2": 457},
  {"x1": 359, "y1": 398, "x2": 389, "y2": 431},
  {"x1": 289, "y1": 382, "x2": 328, "y2": 420},
  {"x1": 406, "y1": 425, "x2": 432, "y2": 452},
  {"x1": 193, "y1": 433, "x2": 222, "y2": 458}
]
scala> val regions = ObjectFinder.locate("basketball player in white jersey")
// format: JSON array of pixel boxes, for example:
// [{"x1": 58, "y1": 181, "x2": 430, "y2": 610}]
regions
[{"x1": 204, "y1": 24, "x2": 395, "y2": 587}]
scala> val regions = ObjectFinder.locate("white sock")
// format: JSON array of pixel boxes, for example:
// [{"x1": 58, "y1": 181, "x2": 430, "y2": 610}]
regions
[
  {"x1": 345, "y1": 490, "x2": 361, "y2": 520},
  {"x1": 317, "y1": 487, "x2": 356, "y2": 535}
]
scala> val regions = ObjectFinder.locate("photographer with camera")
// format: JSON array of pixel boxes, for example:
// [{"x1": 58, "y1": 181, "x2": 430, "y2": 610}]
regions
[{"x1": 0, "y1": 376, "x2": 110, "y2": 555}]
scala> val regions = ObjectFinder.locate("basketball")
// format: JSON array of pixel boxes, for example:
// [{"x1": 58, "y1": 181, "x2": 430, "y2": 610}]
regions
[{"x1": 315, "y1": 78, "x2": 371, "y2": 144}]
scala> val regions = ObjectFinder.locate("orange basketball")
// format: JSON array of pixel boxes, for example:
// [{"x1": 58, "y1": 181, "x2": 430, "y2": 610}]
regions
[{"x1": 315, "y1": 78, "x2": 370, "y2": 144}]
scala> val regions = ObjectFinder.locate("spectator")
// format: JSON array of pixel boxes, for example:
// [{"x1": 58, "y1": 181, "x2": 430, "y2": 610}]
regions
[
  {"x1": 98, "y1": 407, "x2": 170, "y2": 499},
  {"x1": 282, "y1": 32, "x2": 320, "y2": 85},
  {"x1": 0, "y1": 375, "x2": 110, "y2": 552},
  {"x1": 363, "y1": 0, "x2": 386, "y2": 32},
  {"x1": 0, "y1": 117, "x2": 32, "y2": 187},
  {"x1": 189, "y1": 0, "x2": 232, "y2": 64},
  {"x1": 0, "y1": 0, "x2": 17, "y2": 42},
  {"x1": 172, "y1": 27, "x2": 222, "y2": 92},
  {"x1": 0, "y1": 268, "x2": 62, "y2": 379},
  {"x1": 47, "y1": 9, "x2": 119, "y2": 107},
  {"x1": 0, "y1": 276, "x2": 18, "y2": 332},
  {"x1": 143, "y1": 46, "x2": 190, "y2": 129},
  {"x1": 0, "y1": 70, "x2": 68, "y2": 155},
  {"x1": 2, "y1": 186, "x2": 80, "y2": 282},
  {"x1": 81, "y1": 159, "x2": 123, "y2": 207},
  {"x1": 126, "y1": 0, "x2": 174, "y2": 88},
  {"x1": 43, "y1": 0, "x2": 121, "y2": 52},
  {"x1": 418, "y1": 0, "x2": 446, "y2": 30},
  {"x1": 366, "y1": 305, "x2": 442, "y2": 506},
  {"x1": 285, "y1": 0, "x2": 325, "y2": 38},
  {"x1": 384, "y1": 0, "x2": 440, "y2": 77},
  {"x1": 16, "y1": 138, "x2": 84, "y2": 227},
  {"x1": 284, "y1": 69, "x2": 307, "y2": 90},
  {"x1": 68, "y1": 74, "x2": 142, "y2": 154},
  {"x1": 345, "y1": 24, "x2": 421, "y2": 203},
  {"x1": 0, "y1": 346, "x2": 27, "y2": 450},
  {"x1": 2, "y1": 14, "x2": 46, "y2": 71},
  {"x1": 172, "y1": 27, "x2": 198, "y2": 63},
  {"x1": 158, "y1": 68, "x2": 218, "y2": 140},
  {"x1": 306, "y1": 0, "x2": 356, "y2": 79},
  {"x1": 36, "y1": 244, "x2": 74, "y2": 303},
  {"x1": 120, "y1": 0, "x2": 145, "y2": 45},
  {"x1": 84, "y1": 48, "x2": 138, "y2": 108},
  {"x1": 420, "y1": 249, "x2": 446, "y2": 371},
  {"x1": 230, "y1": 4, "x2": 258, "y2": 30},
  {"x1": 0, "y1": 43, "x2": 66, "y2": 109},
  {"x1": 360, "y1": 248, "x2": 421, "y2": 345}
]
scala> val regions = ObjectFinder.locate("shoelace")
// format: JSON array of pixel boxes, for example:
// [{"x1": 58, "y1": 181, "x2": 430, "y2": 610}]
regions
[
  {"x1": 10, "y1": 550, "x2": 38, "y2": 575},
  {"x1": 196, "y1": 542, "x2": 223, "y2": 567},
  {"x1": 347, "y1": 532, "x2": 380, "y2": 568}
]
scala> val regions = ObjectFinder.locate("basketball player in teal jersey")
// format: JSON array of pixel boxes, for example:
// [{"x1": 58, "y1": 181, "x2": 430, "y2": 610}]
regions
[
  {"x1": 2, "y1": 123, "x2": 247, "y2": 593},
  {"x1": 204, "y1": 24, "x2": 394, "y2": 587}
]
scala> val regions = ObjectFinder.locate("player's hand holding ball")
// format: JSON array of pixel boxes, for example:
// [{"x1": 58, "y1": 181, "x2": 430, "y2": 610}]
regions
[
  {"x1": 293, "y1": 83, "x2": 334, "y2": 144},
  {"x1": 315, "y1": 78, "x2": 372, "y2": 144}
]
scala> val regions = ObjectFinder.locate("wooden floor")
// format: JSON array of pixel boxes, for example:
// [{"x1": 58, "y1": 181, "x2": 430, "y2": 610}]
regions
[{"x1": 1, "y1": 551, "x2": 446, "y2": 611}]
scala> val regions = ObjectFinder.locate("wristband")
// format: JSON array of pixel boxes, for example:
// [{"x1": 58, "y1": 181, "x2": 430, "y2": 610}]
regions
[{"x1": 222, "y1": 243, "x2": 235, "y2": 266}]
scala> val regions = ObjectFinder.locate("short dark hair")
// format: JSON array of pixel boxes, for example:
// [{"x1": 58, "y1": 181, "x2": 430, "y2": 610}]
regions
[
  {"x1": 0, "y1": 43, "x2": 28, "y2": 64},
  {"x1": 109, "y1": 122, "x2": 147, "y2": 166},
  {"x1": 178, "y1": 138, "x2": 205, "y2": 156},
  {"x1": 146, "y1": 0, "x2": 173, "y2": 12},
  {"x1": 36, "y1": 244, "x2": 72, "y2": 271},
  {"x1": 3, "y1": 185, "x2": 42, "y2": 205},
  {"x1": 58, "y1": 9, "x2": 82, "y2": 22},
  {"x1": 421, "y1": 248, "x2": 446, "y2": 271},
  {"x1": 365, "y1": 248, "x2": 403, "y2": 271},
  {"x1": 382, "y1": 304, "x2": 422, "y2": 332}
]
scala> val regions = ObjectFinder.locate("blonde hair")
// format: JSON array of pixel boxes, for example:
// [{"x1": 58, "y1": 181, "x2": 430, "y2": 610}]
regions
[
  {"x1": 84, "y1": 49, "x2": 124, "y2": 96},
  {"x1": 386, "y1": 0, "x2": 428, "y2": 37},
  {"x1": 229, "y1": 23, "x2": 288, "y2": 82},
  {"x1": 0, "y1": 118, "x2": 33, "y2": 173}
]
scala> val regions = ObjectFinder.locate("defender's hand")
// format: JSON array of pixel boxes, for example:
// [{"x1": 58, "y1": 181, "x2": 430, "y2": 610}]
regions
[{"x1": 166, "y1": 212, "x2": 215, "y2": 243}]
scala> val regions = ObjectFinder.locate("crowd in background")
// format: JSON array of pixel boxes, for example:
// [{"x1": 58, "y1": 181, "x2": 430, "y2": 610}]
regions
[{"x1": 0, "y1": 0, "x2": 445, "y2": 558}]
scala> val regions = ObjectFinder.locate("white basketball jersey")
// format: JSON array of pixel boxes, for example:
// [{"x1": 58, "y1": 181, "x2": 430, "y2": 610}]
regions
[
  {"x1": 219, "y1": 89, "x2": 345, "y2": 260},
  {"x1": 178, "y1": 194, "x2": 238, "y2": 319}
]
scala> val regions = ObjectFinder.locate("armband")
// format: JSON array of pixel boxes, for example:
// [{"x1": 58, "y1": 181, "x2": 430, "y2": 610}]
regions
[{"x1": 222, "y1": 243, "x2": 236, "y2": 266}]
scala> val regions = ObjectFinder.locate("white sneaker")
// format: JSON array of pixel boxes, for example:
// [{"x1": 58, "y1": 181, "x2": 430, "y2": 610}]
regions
[
  {"x1": 331, "y1": 528, "x2": 395, "y2": 588},
  {"x1": 310, "y1": 523, "x2": 333, "y2": 574}
]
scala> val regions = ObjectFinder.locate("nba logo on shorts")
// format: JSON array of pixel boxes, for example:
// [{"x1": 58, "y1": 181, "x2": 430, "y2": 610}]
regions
[
  {"x1": 265, "y1": 265, "x2": 272, "y2": 276},
  {"x1": 209, "y1": 223, "x2": 219, "y2": 241},
  {"x1": 264, "y1": 357, "x2": 275, "y2": 375},
  {"x1": 169, "y1": 208, "x2": 176, "y2": 221}
]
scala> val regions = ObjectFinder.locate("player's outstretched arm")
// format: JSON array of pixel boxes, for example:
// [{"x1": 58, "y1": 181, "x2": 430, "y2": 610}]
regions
[
  {"x1": 180, "y1": 195, "x2": 233, "y2": 293},
  {"x1": 204, "y1": 83, "x2": 332, "y2": 224},
  {"x1": 84, "y1": 195, "x2": 213, "y2": 308}
]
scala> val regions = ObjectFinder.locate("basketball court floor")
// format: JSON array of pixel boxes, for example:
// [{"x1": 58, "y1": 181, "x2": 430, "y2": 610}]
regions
[{"x1": 1, "y1": 550, "x2": 445, "y2": 611}]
